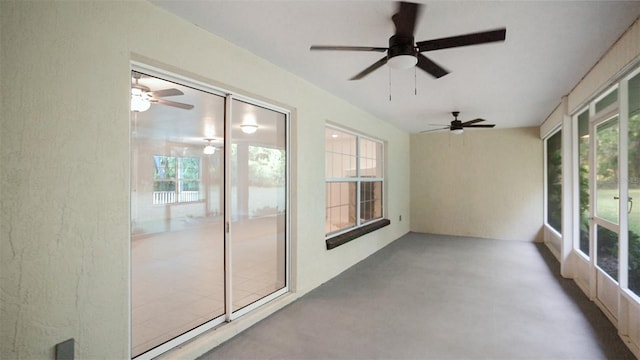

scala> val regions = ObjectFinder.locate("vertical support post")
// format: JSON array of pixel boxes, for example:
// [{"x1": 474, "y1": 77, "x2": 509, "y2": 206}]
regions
[
  {"x1": 560, "y1": 96, "x2": 574, "y2": 278},
  {"x1": 224, "y1": 95, "x2": 233, "y2": 321}
]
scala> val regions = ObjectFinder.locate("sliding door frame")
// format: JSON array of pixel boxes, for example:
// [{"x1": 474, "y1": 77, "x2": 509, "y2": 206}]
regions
[{"x1": 131, "y1": 62, "x2": 290, "y2": 359}]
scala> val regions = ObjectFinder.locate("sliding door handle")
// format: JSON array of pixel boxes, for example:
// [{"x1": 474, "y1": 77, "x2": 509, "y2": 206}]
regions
[{"x1": 613, "y1": 196, "x2": 633, "y2": 213}]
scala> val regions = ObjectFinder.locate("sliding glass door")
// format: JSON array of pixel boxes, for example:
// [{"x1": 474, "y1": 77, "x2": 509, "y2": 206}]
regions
[
  {"x1": 229, "y1": 99, "x2": 287, "y2": 315},
  {"x1": 130, "y1": 71, "x2": 226, "y2": 358},
  {"x1": 130, "y1": 68, "x2": 288, "y2": 358}
]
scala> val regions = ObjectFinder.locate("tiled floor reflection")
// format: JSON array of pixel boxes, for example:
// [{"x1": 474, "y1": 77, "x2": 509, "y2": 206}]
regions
[
  {"x1": 131, "y1": 216, "x2": 285, "y2": 357},
  {"x1": 232, "y1": 215, "x2": 286, "y2": 310}
]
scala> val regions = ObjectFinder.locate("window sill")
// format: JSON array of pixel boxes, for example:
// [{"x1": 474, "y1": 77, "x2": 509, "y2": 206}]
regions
[{"x1": 325, "y1": 218, "x2": 391, "y2": 250}]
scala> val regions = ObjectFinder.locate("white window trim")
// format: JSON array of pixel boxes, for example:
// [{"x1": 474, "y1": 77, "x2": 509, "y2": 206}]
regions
[{"x1": 325, "y1": 125, "x2": 385, "y2": 239}]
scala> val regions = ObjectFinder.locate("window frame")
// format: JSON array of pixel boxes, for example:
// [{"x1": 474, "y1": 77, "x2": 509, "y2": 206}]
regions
[
  {"x1": 544, "y1": 126, "x2": 563, "y2": 235},
  {"x1": 573, "y1": 106, "x2": 591, "y2": 259},
  {"x1": 325, "y1": 125, "x2": 386, "y2": 245}
]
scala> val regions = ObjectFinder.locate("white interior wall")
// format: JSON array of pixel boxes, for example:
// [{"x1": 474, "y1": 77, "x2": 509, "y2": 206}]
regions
[
  {"x1": 409, "y1": 127, "x2": 543, "y2": 242},
  {"x1": 0, "y1": 2, "x2": 410, "y2": 358}
]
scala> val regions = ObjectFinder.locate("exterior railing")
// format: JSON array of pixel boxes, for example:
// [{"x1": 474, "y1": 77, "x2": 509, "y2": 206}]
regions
[{"x1": 153, "y1": 191, "x2": 199, "y2": 205}]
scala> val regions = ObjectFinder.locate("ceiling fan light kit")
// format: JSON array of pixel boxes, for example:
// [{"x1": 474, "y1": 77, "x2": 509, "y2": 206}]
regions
[
  {"x1": 387, "y1": 34, "x2": 418, "y2": 69},
  {"x1": 310, "y1": 1, "x2": 506, "y2": 81},
  {"x1": 387, "y1": 54, "x2": 417, "y2": 69},
  {"x1": 130, "y1": 71, "x2": 195, "y2": 112},
  {"x1": 130, "y1": 87, "x2": 151, "y2": 112}
]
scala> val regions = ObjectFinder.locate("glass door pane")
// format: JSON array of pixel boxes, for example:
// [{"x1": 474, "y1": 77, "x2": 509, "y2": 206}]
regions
[
  {"x1": 597, "y1": 225, "x2": 619, "y2": 281},
  {"x1": 595, "y1": 117, "x2": 620, "y2": 224},
  {"x1": 130, "y1": 71, "x2": 225, "y2": 357},
  {"x1": 594, "y1": 115, "x2": 620, "y2": 282},
  {"x1": 230, "y1": 99, "x2": 287, "y2": 312},
  {"x1": 628, "y1": 71, "x2": 640, "y2": 295}
]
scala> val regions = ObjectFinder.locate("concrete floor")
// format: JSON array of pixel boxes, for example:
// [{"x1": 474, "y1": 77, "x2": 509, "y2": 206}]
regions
[{"x1": 198, "y1": 232, "x2": 635, "y2": 359}]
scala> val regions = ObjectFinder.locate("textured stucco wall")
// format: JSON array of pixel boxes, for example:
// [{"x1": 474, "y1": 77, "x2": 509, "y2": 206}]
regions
[
  {"x1": 410, "y1": 127, "x2": 543, "y2": 242},
  {"x1": 0, "y1": 1, "x2": 410, "y2": 358}
]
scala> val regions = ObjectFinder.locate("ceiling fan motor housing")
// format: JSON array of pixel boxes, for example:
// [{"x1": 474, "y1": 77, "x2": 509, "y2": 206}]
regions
[
  {"x1": 451, "y1": 120, "x2": 463, "y2": 131},
  {"x1": 388, "y1": 34, "x2": 416, "y2": 59}
]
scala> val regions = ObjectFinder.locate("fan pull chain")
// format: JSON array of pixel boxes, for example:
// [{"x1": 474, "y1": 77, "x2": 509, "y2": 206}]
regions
[
  {"x1": 414, "y1": 66, "x2": 417, "y2": 96},
  {"x1": 388, "y1": 68, "x2": 392, "y2": 101}
]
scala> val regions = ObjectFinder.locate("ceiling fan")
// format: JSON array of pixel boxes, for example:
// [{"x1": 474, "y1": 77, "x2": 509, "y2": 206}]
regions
[
  {"x1": 310, "y1": 1, "x2": 506, "y2": 80},
  {"x1": 130, "y1": 71, "x2": 194, "y2": 112},
  {"x1": 421, "y1": 111, "x2": 496, "y2": 134}
]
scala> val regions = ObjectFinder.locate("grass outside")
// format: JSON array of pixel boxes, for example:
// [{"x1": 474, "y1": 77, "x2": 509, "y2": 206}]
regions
[{"x1": 597, "y1": 188, "x2": 640, "y2": 235}]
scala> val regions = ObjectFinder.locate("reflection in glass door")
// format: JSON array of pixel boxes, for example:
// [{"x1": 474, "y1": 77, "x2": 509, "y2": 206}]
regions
[
  {"x1": 130, "y1": 70, "x2": 226, "y2": 357},
  {"x1": 592, "y1": 114, "x2": 620, "y2": 316},
  {"x1": 229, "y1": 99, "x2": 287, "y2": 314}
]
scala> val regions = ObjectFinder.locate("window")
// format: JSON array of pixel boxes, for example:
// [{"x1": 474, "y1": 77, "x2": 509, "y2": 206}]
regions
[
  {"x1": 152, "y1": 155, "x2": 201, "y2": 204},
  {"x1": 576, "y1": 109, "x2": 590, "y2": 256},
  {"x1": 595, "y1": 87, "x2": 618, "y2": 113},
  {"x1": 545, "y1": 129, "x2": 562, "y2": 233},
  {"x1": 325, "y1": 126, "x2": 383, "y2": 237}
]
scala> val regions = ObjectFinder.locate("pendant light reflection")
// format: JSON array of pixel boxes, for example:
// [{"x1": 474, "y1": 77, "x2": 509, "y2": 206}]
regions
[
  {"x1": 240, "y1": 124, "x2": 258, "y2": 134},
  {"x1": 241, "y1": 113, "x2": 258, "y2": 134},
  {"x1": 203, "y1": 139, "x2": 216, "y2": 155}
]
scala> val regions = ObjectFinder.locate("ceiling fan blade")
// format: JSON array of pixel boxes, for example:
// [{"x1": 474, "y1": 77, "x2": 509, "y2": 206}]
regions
[
  {"x1": 310, "y1": 45, "x2": 387, "y2": 52},
  {"x1": 149, "y1": 88, "x2": 184, "y2": 98},
  {"x1": 392, "y1": 1, "x2": 421, "y2": 37},
  {"x1": 152, "y1": 98, "x2": 194, "y2": 110},
  {"x1": 416, "y1": 53, "x2": 449, "y2": 79},
  {"x1": 463, "y1": 124, "x2": 495, "y2": 128},
  {"x1": 460, "y1": 118, "x2": 486, "y2": 126},
  {"x1": 350, "y1": 57, "x2": 388, "y2": 80},
  {"x1": 420, "y1": 126, "x2": 450, "y2": 133},
  {"x1": 416, "y1": 28, "x2": 506, "y2": 52}
]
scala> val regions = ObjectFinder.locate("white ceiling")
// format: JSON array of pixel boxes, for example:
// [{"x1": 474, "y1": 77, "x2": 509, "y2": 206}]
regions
[{"x1": 151, "y1": 1, "x2": 640, "y2": 133}]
